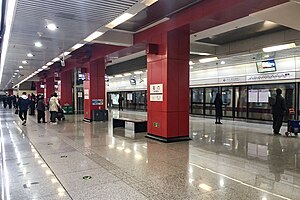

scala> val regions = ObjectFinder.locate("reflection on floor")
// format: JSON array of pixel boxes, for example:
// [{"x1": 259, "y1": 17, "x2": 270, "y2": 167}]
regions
[{"x1": 1, "y1": 108, "x2": 299, "y2": 200}]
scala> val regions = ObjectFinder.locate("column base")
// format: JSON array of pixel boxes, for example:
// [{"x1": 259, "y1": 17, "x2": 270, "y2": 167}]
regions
[
  {"x1": 146, "y1": 133, "x2": 190, "y2": 143},
  {"x1": 83, "y1": 118, "x2": 93, "y2": 123}
]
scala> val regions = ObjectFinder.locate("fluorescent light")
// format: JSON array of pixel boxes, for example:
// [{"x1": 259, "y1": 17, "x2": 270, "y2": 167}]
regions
[
  {"x1": 46, "y1": 23, "x2": 58, "y2": 31},
  {"x1": 52, "y1": 57, "x2": 60, "y2": 62},
  {"x1": 84, "y1": 31, "x2": 104, "y2": 42},
  {"x1": 0, "y1": 0, "x2": 17, "y2": 84},
  {"x1": 220, "y1": 61, "x2": 226, "y2": 65},
  {"x1": 141, "y1": 0, "x2": 158, "y2": 6},
  {"x1": 123, "y1": 73, "x2": 132, "y2": 76},
  {"x1": 34, "y1": 42, "x2": 43, "y2": 47},
  {"x1": 42, "y1": 66, "x2": 48, "y2": 69},
  {"x1": 189, "y1": 61, "x2": 195, "y2": 65},
  {"x1": 262, "y1": 43, "x2": 296, "y2": 52},
  {"x1": 15, "y1": 69, "x2": 19, "y2": 72},
  {"x1": 27, "y1": 53, "x2": 34, "y2": 57},
  {"x1": 12, "y1": 75, "x2": 15, "y2": 78},
  {"x1": 199, "y1": 57, "x2": 218, "y2": 63},
  {"x1": 38, "y1": 69, "x2": 43, "y2": 72},
  {"x1": 63, "y1": 52, "x2": 70, "y2": 56},
  {"x1": 115, "y1": 74, "x2": 123, "y2": 78},
  {"x1": 22, "y1": 60, "x2": 28, "y2": 64},
  {"x1": 14, "y1": 72, "x2": 17, "y2": 75},
  {"x1": 106, "y1": 13, "x2": 134, "y2": 29},
  {"x1": 46, "y1": 62, "x2": 54, "y2": 66},
  {"x1": 134, "y1": 71, "x2": 143, "y2": 75},
  {"x1": 108, "y1": 76, "x2": 114, "y2": 79},
  {"x1": 72, "y1": 43, "x2": 84, "y2": 50},
  {"x1": 190, "y1": 52, "x2": 212, "y2": 56},
  {"x1": 19, "y1": 66, "x2": 23, "y2": 69}
]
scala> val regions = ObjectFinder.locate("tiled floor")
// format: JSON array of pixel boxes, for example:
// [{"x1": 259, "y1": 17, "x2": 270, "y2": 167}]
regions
[{"x1": 1, "y1": 108, "x2": 300, "y2": 200}]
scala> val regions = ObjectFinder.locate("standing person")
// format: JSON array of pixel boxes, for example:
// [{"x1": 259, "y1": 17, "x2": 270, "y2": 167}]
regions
[
  {"x1": 214, "y1": 93, "x2": 223, "y2": 124},
  {"x1": 18, "y1": 92, "x2": 30, "y2": 126},
  {"x1": 118, "y1": 94, "x2": 124, "y2": 111},
  {"x1": 12, "y1": 95, "x2": 17, "y2": 109},
  {"x1": 49, "y1": 93, "x2": 60, "y2": 124},
  {"x1": 36, "y1": 95, "x2": 46, "y2": 123},
  {"x1": 271, "y1": 89, "x2": 286, "y2": 135},
  {"x1": 3, "y1": 95, "x2": 7, "y2": 108},
  {"x1": 29, "y1": 94, "x2": 36, "y2": 115},
  {"x1": 7, "y1": 95, "x2": 12, "y2": 109}
]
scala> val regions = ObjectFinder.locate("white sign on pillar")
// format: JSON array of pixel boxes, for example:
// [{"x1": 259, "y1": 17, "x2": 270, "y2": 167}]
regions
[{"x1": 150, "y1": 84, "x2": 163, "y2": 102}]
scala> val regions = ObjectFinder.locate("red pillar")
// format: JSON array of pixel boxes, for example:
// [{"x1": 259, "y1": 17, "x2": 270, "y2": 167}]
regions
[
  {"x1": 83, "y1": 58, "x2": 106, "y2": 121},
  {"x1": 45, "y1": 77, "x2": 55, "y2": 103},
  {"x1": 60, "y1": 70, "x2": 73, "y2": 106},
  {"x1": 146, "y1": 25, "x2": 190, "y2": 142},
  {"x1": 36, "y1": 81, "x2": 44, "y2": 95},
  {"x1": 8, "y1": 89, "x2": 13, "y2": 95}
]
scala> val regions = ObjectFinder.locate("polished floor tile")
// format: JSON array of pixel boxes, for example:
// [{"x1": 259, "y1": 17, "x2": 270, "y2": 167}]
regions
[{"x1": 1, "y1": 108, "x2": 300, "y2": 200}]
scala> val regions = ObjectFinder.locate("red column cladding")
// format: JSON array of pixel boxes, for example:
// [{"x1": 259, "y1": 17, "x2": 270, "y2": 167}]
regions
[
  {"x1": 45, "y1": 77, "x2": 55, "y2": 104},
  {"x1": 146, "y1": 25, "x2": 190, "y2": 142},
  {"x1": 83, "y1": 58, "x2": 106, "y2": 121},
  {"x1": 60, "y1": 70, "x2": 73, "y2": 106},
  {"x1": 36, "y1": 81, "x2": 44, "y2": 95},
  {"x1": 8, "y1": 89, "x2": 13, "y2": 95}
]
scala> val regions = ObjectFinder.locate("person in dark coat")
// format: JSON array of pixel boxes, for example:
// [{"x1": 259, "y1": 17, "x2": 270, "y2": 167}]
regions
[
  {"x1": 18, "y1": 92, "x2": 30, "y2": 126},
  {"x1": 271, "y1": 89, "x2": 286, "y2": 135},
  {"x1": 3, "y1": 95, "x2": 7, "y2": 108},
  {"x1": 118, "y1": 94, "x2": 124, "y2": 111},
  {"x1": 36, "y1": 95, "x2": 46, "y2": 123},
  {"x1": 12, "y1": 95, "x2": 17, "y2": 109},
  {"x1": 29, "y1": 93, "x2": 36, "y2": 115},
  {"x1": 214, "y1": 93, "x2": 223, "y2": 124},
  {"x1": 7, "y1": 95, "x2": 12, "y2": 109}
]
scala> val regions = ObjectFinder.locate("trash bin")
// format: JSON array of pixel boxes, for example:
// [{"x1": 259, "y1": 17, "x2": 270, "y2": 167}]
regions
[{"x1": 92, "y1": 110, "x2": 108, "y2": 121}]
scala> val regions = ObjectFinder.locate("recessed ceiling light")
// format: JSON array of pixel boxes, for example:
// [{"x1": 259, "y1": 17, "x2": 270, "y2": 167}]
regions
[
  {"x1": 22, "y1": 60, "x2": 28, "y2": 64},
  {"x1": 14, "y1": 72, "x2": 17, "y2": 75},
  {"x1": 46, "y1": 23, "x2": 58, "y2": 31},
  {"x1": 34, "y1": 42, "x2": 43, "y2": 47},
  {"x1": 12, "y1": 75, "x2": 15, "y2": 78},
  {"x1": 220, "y1": 61, "x2": 226, "y2": 65},
  {"x1": 19, "y1": 66, "x2": 23, "y2": 69},
  {"x1": 27, "y1": 53, "x2": 34, "y2": 57},
  {"x1": 15, "y1": 69, "x2": 19, "y2": 72}
]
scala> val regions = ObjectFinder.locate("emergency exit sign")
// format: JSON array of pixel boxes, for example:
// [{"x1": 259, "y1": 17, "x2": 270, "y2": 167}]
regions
[{"x1": 153, "y1": 122, "x2": 159, "y2": 127}]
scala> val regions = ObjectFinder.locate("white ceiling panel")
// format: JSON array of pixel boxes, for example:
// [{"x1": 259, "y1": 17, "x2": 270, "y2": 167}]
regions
[{"x1": 2, "y1": 0, "x2": 139, "y2": 88}]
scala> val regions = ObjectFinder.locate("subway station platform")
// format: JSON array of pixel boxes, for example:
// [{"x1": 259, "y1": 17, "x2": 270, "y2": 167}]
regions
[{"x1": 1, "y1": 109, "x2": 300, "y2": 200}]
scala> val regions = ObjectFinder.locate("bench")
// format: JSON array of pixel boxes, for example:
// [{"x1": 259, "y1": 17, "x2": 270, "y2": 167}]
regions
[{"x1": 113, "y1": 117, "x2": 147, "y2": 138}]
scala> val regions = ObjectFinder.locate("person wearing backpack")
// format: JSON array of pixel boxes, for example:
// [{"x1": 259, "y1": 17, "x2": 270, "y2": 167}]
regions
[{"x1": 271, "y1": 89, "x2": 287, "y2": 135}]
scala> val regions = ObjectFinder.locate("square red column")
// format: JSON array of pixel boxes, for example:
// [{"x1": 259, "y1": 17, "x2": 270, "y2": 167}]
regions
[
  {"x1": 146, "y1": 25, "x2": 190, "y2": 142},
  {"x1": 59, "y1": 70, "x2": 73, "y2": 106},
  {"x1": 83, "y1": 58, "x2": 106, "y2": 121},
  {"x1": 45, "y1": 77, "x2": 55, "y2": 104}
]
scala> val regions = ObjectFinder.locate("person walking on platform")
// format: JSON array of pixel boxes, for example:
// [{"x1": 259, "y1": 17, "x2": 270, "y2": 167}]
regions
[
  {"x1": 36, "y1": 95, "x2": 46, "y2": 123},
  {"x1": 7, "y1": 95, "x2": 13, "y2": 109},
  {"x1": 18, "y1": 92, "x2": 30, "y2": 126},
  {"x1": 118, "y1": 94, "x2": 124, "y2": 111},
  {"x1": 3, "y1": 95, "x2": 7, "y2": 108},
  {"x1": 49, "y1": 93, "x2": 60, "y2": 124},
  {"x1": 271, "y1": 89, "x2": 287, "y2": 135},
  {"x1": 214, "y1": 93, "x2": 223, "y2": 124}
]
